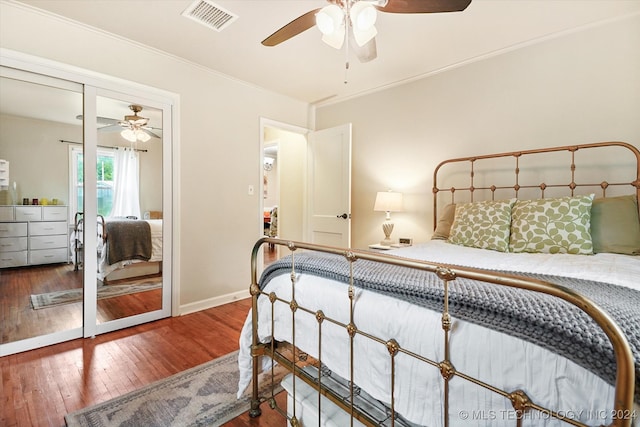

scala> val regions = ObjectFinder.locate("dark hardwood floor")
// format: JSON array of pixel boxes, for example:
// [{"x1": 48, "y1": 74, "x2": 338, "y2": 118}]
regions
[
  {"x1": 1, "y1": 263, "x2": 163, "y2": 343},
  {"x1": 1, "y1": 297, "x2": 287, "y2": 427}
]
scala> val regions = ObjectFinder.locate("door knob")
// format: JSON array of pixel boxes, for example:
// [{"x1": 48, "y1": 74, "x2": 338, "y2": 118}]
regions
[{"x1": 337, "y1": 213, "x2": 349, "y2": 219}]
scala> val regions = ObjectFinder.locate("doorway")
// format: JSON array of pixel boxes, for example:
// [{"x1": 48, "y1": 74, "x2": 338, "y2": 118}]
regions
[
  {"x1": 261, "y1": 119, "x2": 308, "y2": 266},
  {"x1": 259, "y1": 119, "x2": 353, "y2": 267}
]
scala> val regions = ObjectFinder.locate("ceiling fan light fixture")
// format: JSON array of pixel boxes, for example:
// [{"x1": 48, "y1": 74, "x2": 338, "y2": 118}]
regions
[
  {"x1": 136, "y1": 129, "x2": 151, "y2": 142},
  {"x1": 350, "y1": 2, "x2": 377, "y2": 47},
  {"x1": 121, "y1": 127, "x2": 151, "y2": 143},
  {"x1": 351, "y1": 2, "x2": 377, "y2": 31},
  {"x1": 120, "y1": 128, "x2": 137, "y2": 143},
  {"x1": 321, "y1": 28, "x2": 346, "y2": 49},
  {"x1": 316, "y1": 4, "x2": 346, "y2": 48},
  {"x1": 316, "y1": 4, "x2": 343, "y2": 35},
  {"x1": 352, "y1": 23, "x2": 377, "y2": 46}
]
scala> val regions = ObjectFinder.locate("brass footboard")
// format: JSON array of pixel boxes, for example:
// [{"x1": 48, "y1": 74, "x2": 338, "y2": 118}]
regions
[{"x1": 248, "y1": 237, "x2": 636, "y2": 427}]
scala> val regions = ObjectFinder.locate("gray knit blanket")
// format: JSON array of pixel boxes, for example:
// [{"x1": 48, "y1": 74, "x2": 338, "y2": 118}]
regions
[
  {"x1": 260, "y1": 252, "x2": 639, "y2": 402},
  {"x1": 105, "y1": 220, "x2": 152, "y2": 265}
]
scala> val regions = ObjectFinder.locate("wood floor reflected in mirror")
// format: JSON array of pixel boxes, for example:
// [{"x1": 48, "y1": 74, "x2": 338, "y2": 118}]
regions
[
  {"x1": 96, "y1": 273, "x2": 162, "y2": 324},
  {"x1": 0, "y1": 263, "x2": 162, "y2": 343}
]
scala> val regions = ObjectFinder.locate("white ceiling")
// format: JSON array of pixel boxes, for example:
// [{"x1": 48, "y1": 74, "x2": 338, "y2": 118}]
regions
[{"x1": 9, "y1": 0, "x2": 640, "y2": 106}]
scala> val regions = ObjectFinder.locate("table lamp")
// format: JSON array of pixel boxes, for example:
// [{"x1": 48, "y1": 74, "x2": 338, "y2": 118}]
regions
[{"x1": 373, "y1": 190, "x2": 403, "y2": 246}]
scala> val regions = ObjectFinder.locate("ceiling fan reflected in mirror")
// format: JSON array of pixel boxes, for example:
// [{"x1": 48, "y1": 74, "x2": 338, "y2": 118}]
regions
[
  {"x1": 75, "y1": 104, "x2": 162, "y2": 143},
  {"x1": 262, "y1": 0, "x2": 472, "y2": 64}
]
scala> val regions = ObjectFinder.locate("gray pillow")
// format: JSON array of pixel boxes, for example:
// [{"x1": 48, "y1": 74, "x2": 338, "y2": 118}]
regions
[
  {"x1": 431, "y1": 203, "x2": 456, "y2": 240},
  {"x1": 591, "y1": 195, "x2": 640, "y2": 255}
]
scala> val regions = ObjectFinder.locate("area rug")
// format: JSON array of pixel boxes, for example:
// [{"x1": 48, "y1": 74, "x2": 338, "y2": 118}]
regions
[
  {"x1": 64, "y1": 351, "x2": 286, "y2": 427},
  {"x1": 30, "y1": 280, "x2": 162, "y2": 310}
]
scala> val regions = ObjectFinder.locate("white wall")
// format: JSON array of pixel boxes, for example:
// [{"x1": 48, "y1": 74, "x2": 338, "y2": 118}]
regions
[
  {"x1": 316, "y1": 14, "x2": 640, "y2": 250},
  {"x1": 0, "y1": 114, "x2": 79, "y2": 206},
  {"x1": 0, "y1": 2, "x2": 310, "y2": 310}
]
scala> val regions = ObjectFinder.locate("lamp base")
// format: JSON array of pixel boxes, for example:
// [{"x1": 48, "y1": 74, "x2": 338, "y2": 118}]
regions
[
  {"x1": 380, "y1": 221, "x2": 394, "y2": 246},
  {"x1": 380, "y1": 238, "x2": 393, "y2": 246}
]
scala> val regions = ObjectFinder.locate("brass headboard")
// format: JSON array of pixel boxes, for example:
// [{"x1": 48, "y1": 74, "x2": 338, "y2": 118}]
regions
[{"x1": 432, "y1": 141, "x2": 640, "y2": 230}]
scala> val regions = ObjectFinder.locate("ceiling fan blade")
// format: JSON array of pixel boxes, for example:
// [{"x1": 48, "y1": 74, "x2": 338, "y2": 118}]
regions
[
  {"x1": 97, "y1": 124, "x2": 125, "y2": 133},
  {"x1": 262, "y1": 8, "x2": 322, "y2": 46},
  {"x1": 76, "y1": 114, "x2": 121, "y2": 126},
  {"x1": 350, "y1": 34, "x2": 377, "y2": 63},
  {"x1": 142, "y1": 128, "x2": 161, "y2": 139},
  {"x1": 377, "y1": 0, "x2": 471, "y2": 13}
]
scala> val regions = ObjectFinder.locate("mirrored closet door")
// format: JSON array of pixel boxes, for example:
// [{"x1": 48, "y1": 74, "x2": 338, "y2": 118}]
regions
[
  {"x1": 0, "y1": 67, "x2": 85, "y2": 354},
  {"x1": 88, "y1": 92, "x2": 171, "y2": 335},
  {"x1": 0, "y1": 53, "x2": 174, "y2": 356}
]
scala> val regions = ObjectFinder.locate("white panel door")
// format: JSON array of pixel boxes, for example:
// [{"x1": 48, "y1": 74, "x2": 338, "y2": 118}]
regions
[{"x1": 306, "y1": 123, "x2": 352, "y2": 247}]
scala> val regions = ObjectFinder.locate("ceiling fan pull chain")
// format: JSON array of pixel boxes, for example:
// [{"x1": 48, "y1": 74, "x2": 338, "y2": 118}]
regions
[{"x1": 344, "y1": 9, "x2": 350, "y2": 84}]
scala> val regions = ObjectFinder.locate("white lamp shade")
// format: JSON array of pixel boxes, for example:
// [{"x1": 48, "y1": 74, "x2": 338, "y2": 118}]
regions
[
  {"x1": 122, "y1": 127, "x2": 151, "y2": 142},
  {"x1": 316, "y1": 4, "x2": 345, "y2": 49},
  {"x1": 374, "y1": 191, "x2": 403, "y2": 212},
  {"x1": 316, "y1": 5, "x2": 343, "y2": 35},
  {"x1": 352, "y1": 25, "x2": 377, "y2": 47},
  {"x1": 322, "y1": 29, "x2": 346, "y2": 49},
  {"x1": 350, "y1": 2, "x2": 377, "y2": 46},
  {"x1": 136, "y1": 129, "x2": 151, "y2": 142},
  {"x1": 120, "y1": 128, "x2": 137, "y2": 142},
  {"x1": 351, "y1": 2, "x2": 377, "y2": 30}
]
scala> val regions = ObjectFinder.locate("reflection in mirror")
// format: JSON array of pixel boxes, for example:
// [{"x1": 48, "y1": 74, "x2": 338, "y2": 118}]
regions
[
  {"x1": 263, "y1": 143, "x2": 278, "y2": 267},
  {"x1": 0, "y1": 73, "x2": 83, "y2": 344},
  {"x1": 91, "y1": 96, "x2": 163, "y2": 324}
]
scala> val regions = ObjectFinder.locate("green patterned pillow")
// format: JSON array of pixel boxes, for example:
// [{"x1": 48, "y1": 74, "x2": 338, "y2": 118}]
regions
[
  {"x1": 509, "y1": 194, "x2": 595, "y2": 254},
  {"x1": 447, "y1": 199, "x2": 516, "y2": 252}
]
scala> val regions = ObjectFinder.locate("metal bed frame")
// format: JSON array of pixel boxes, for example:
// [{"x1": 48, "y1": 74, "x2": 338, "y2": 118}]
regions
[
  {"x1": 72, "y1": 212, "x2": 105, "y2": 271},
  {"x1": 248, "y1": 141, "x2": 639, "y2": 427}
]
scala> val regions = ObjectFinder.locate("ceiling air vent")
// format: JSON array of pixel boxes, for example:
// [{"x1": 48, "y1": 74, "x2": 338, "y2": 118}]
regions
[{"x1": 181, "y1": 0, "x2": 238, "y2": 32}]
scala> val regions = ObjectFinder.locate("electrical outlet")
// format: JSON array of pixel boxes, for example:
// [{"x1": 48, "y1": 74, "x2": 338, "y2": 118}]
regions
[
  {"x1": 399, "y1": 238, "x2": 413, "y2": 245},
  {"x1": 248, "y1": 185, "x2": 254, "y2": 195}
]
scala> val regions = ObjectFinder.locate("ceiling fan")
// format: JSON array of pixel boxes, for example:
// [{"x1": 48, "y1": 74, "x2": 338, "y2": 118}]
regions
[
  {"x1": 262, "y1": 0, "x2": 472, "y2": 64},
  {"x1": 75, "y1": 104, "x2": 162, "y2": 142}
]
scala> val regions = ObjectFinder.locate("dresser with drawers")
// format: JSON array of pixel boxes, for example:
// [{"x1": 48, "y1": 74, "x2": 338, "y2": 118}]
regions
[{"x1": 0, "y1": 205, "x2": 69, "y2": 268}]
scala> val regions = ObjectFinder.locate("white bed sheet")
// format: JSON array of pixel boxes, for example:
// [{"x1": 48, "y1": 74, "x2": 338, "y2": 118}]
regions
[
  {"x1": 238, "y1": 241, "x2": 640, "y2": 426},
  {"x1": 97, "y1": 219, "x2": 163, "y2": 280}
]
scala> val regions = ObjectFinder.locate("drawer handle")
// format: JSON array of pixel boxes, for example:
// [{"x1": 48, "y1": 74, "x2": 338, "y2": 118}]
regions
[
  {"x1": 1, "y1": 243, "x2": 14, "y2": 247},
  {"x1": 43, "y1": 228, "x2": 55, "y2": 231}
]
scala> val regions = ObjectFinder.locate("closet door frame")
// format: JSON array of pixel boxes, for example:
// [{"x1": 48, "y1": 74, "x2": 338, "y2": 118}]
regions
[
  {"x1": 0, "y1": 48, "x2": 180, "y2": 353},
  {"x1": 87, "y1": 88, "x2": 173, "y2": 337}
]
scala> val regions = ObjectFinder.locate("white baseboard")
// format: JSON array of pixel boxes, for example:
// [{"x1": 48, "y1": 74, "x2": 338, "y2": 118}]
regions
[{"x1": 178, "y1": 289, "x2": 250, "y2": 316}]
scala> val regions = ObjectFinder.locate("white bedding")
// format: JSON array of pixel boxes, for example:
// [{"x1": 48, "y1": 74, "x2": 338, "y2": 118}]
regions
[
  {"x1": 238, "y1": 241, "x2": 640, "y2": 426},
  {"x1": 97, "y1": 219, "x2": 163, "y2": 280}
]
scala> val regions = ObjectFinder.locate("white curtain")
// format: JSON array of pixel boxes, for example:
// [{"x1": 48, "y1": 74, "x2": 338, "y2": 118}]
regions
[{"x1": 110, "y1": 147, "x2": 141, "y2": 219}]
